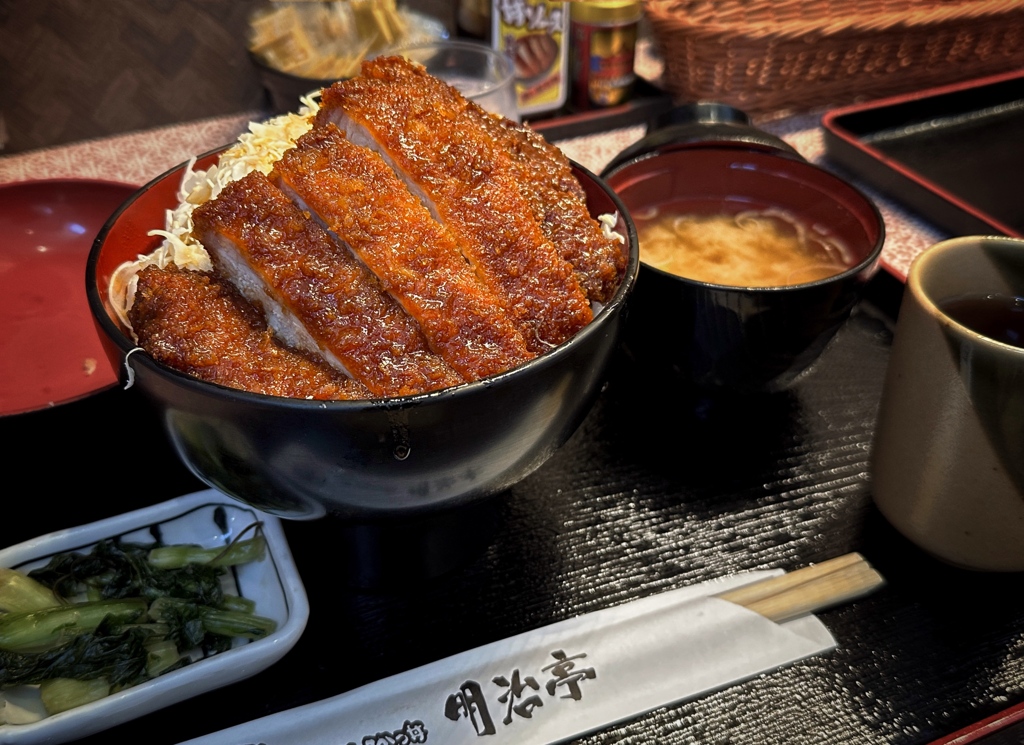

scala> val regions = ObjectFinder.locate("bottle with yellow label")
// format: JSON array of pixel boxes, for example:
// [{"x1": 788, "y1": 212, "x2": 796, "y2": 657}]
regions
[
  {"x1": 492, "y1": 0, "x2": 570, "y2": 117},
  {"x1": 569, "y1": 0, "x2": 642, "y2": 108}
]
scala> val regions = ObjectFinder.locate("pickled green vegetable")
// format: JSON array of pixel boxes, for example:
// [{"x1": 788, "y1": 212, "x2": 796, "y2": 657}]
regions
[{"x1": 0, "y1": 526, "x2": 276, "y2": 719}]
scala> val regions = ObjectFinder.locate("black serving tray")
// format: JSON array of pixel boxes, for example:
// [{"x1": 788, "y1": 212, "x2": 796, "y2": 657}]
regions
[{"x1": 822, "y1": 69, "x2": 1024, "y2": 239}]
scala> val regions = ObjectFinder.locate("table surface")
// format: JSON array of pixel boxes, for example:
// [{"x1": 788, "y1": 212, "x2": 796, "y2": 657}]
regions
[{"x1": 1, "y1": 81, "x2": 1019, "y2": 745}]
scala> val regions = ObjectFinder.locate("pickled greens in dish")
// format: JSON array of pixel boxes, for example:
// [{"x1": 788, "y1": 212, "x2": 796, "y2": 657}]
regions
[{"x1": 0, "y1": 532, "x2": 275, "y2": 723}]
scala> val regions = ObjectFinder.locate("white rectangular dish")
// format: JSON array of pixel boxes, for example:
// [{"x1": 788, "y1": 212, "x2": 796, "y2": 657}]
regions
[{"x1": 0, "y1": 489, "x2": 309, "y2": 745}]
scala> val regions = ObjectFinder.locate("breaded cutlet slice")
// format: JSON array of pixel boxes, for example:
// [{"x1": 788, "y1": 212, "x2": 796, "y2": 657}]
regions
[
  {"x1": 316, "y1": 59, "x2": 593, "y2": 352},
  {"x1": 129, "y1": 264, "x2": 371, "y2": 401},
  {"x1": 192, "y1": 170, "x2": 464, "y2": 398},
  {"x1": 272, "y1": 123, "x2": 536, "y2": 382},
  {"x1": 471, "y1": 111, "x2": 626, "y2": 304},
  {"x1": 362, "y1": 55, "x2": 625, "y2": 304}
]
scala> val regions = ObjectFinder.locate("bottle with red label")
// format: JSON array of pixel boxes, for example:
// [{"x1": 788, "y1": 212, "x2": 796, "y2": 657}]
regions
[{"x1": 569, "y1": 0, "x2": 642, "y2": 109}]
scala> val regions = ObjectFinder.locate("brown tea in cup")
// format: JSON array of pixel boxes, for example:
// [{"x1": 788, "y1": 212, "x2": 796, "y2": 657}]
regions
[{"x1": 937, "y1": 292, "x2": 1024, "y2": 348}]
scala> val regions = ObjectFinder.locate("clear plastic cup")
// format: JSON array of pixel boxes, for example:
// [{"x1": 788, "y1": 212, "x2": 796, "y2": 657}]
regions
[{"x1": 393, "y1": 39, "x2": 520, "y2": 122}]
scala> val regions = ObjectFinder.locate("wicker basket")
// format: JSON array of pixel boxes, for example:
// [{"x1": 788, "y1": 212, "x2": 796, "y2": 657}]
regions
[{"x1": 643, "y1": 0, "x2": 1024, "y2": 115}]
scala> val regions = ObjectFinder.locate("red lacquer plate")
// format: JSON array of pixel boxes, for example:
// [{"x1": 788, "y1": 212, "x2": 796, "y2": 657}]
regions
[{"x1": 0, "y1": 178, "x2": 137, "y2": 416}]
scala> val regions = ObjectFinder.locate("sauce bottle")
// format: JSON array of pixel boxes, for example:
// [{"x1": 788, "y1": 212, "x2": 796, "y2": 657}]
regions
[
  {"x1": 569, "y1": 0, "x2": 642, "y2": 108},
  {"x1": 492, "y1": 0, "x2": 570, "y2": 117}
]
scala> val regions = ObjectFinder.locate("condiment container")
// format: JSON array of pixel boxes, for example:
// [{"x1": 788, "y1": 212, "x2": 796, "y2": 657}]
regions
[
  {"x1": 492, "y1": 0, "x2": 570, "y2": 117},
  {"x1": 569, "y1": 0, "x2": 642, "y2": 108}
]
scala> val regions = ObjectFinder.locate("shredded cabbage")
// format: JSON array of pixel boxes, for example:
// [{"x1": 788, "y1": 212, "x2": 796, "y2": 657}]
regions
[
  {"x1": 109, "y1": 93, "x2": 321, "y2": 333},
  {"x1": 599, "y1": 212, "x2": 626, "y2": 245}
]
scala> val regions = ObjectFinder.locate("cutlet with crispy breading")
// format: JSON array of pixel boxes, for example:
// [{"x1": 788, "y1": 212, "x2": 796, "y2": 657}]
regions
[
  {"x1": 472, "y1": 112, "x2": 626, "y2": 304},
  {"x1": 129, "y1": 264, "x2": 371, "y2": 400},
  {"x1": 191, "y1": 170, "x2": 464, "y2": 398},
  {"x1": 272, "y1": 122, "x2": 536, "y2": 382},
  {"x1": 361, "y1": 55, "x2": 625, "y2": 304},
  {"x1": 316, "y1": 57, "x2": 594, "y2": 352}
]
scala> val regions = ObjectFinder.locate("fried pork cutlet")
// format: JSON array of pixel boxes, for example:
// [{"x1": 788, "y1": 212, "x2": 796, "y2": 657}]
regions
[
  {"x1": 272, "y1": 123, "x2": 536, "y2": 382},
  {"x1": 129, "y1": 264, "x2": 370, "y2": 401},
  {"x1": 477, "y1": 113, "x2": 625, "y2": 304},
  {"x1": 316, "y1": 58, "x2": 594, "y2": 352},
  {"x1": 191, "y1": 170, "x2": 464, "y2": 398},
  {"x1": 362, "y1": 55, "x2": 625, "y2": 304}
]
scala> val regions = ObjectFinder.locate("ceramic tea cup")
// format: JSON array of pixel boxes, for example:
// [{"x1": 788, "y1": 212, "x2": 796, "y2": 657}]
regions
[{"x1": 871, "y1": 235, "x2": 1024, "y2": 571}]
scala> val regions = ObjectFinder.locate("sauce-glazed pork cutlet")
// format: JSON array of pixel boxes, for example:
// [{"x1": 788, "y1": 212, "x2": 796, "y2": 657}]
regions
[
  {"x1": 477, "y1": 113, "x2": 626, "y2": 304},
  {"x1": 272, "y1": 123, "x2": 536, "y2": 381},
  {"x1": 362, "y1": 56, "x2": 625, "y2": 304},
  {"x1": 316, "y1": 59, "x2": 594, "y2": 353},
  {"x1": 129, "y1": 264, "x2": 371, "y2": 400},
  {"x1": 191, "y1": 170, "x2": 464, "y2": 398}
]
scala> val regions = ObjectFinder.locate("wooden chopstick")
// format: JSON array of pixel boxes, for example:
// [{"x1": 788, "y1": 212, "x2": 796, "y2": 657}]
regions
[{"x1": 715, "y1": 553, "x2": 885, "y2": 624}]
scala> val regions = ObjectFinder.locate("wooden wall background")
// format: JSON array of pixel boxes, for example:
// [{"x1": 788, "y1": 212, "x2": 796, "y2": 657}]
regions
[{"x1": 0, "y1": 0, "x2": 455, "y2": 155}]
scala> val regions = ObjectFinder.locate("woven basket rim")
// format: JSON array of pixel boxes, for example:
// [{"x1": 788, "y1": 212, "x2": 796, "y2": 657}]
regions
[{"x1": 643, "y1": 0, "x2": 1024, "y2": 39}]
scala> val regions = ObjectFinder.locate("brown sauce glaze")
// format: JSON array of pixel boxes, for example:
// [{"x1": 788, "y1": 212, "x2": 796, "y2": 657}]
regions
[
  {"x1": 273, "y1": 123, "x2": 536, "y2": 381},
  {"x1": 192, "y1": 170, "x2": 464, "y2": 398},
  {"x1": 318, "y1": 57, "x2": 594, "y2": 352},
  {"x1": 364, "y1": 55, "x2": 623, "y2": 304},
  {"x1": 129, "y1": 264, "x2": 371, "y2": 400}
]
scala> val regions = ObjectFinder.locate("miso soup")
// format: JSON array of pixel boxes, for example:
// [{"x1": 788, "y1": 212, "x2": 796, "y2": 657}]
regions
[{"x1": 634, "y1": 198, "x2": 855, "y2": 287}]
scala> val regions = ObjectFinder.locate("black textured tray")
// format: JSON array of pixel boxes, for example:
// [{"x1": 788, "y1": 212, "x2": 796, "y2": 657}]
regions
[
  {"x1": 5, "y1": 271, "x2": 1024, "y2": 745},
  {"x1": 822, "y1": 69, "x2": 1024, "y2": 239}
]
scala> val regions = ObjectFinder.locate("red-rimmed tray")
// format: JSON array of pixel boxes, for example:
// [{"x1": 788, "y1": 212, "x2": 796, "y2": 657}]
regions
[
  {"x1": 927, "y1": 700, "x2": 1024, "y2": 744},
  {"x1": 822, "y1": 69, "x2": 1024, "y2": 248}
]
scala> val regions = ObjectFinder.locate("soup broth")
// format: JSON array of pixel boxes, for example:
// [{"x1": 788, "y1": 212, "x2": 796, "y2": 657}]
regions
[{"x1": 634, "y1": 198, "x2": 855, "y2": 287}]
